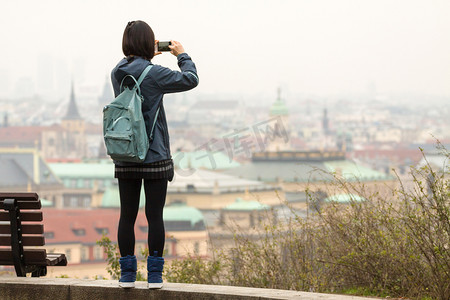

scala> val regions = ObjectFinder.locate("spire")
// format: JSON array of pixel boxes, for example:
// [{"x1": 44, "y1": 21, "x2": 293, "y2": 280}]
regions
[
  {"x1": 323, "y1": 107, "x2": 329, "y2": 134},
  {"x1": 98, "y1": 75, "x2": 113, "y2": 106},
  {"x1": 63, "y1": 81, "x2": 82, "y2": 120},
  {"x1": 269, "y1": 87, "x2": 288, "y2": 116}
]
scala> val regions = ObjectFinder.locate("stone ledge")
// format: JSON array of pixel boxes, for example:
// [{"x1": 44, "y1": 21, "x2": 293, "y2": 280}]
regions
[{"x1": 0, "y1": 277, "x2": 372, "y2": 300}]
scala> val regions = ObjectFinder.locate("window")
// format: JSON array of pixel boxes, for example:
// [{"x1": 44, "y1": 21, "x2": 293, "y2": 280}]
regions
[
  {"x1": 72, "y1": 229, "x2": 86, "y2": 236},
  {"x1": 70, "y1": 197, "x2": 77, "y2": 207},
  {"x1": 94, "y1": 246, "x2": 103, "y2": 260},
  {"x1": 81, "y1": 246, "x2": 89, "y2": 261},
  {"x1": 83, "y1": 197, "x2": 91, "y2": 207},
  {"x1": 98, "y1": 180, "x2": 105, "y2": 189},
  {"x1": 193, "y1": 220, "x2": 206, "y2": 231},
  {"x1": 65, "y1": 249, "x2": 71, "y2": 262},
  {"x1": 95, "y1": 228, "x2": 109, "y2": 235},
  {"x1": 164, "y1": 220, "x2": 191, "y2": 231},
  {"x1": 44, "y1": 232, "x2": 54, "y2": 239},
  {"x1": 84, "y1": 179, "x2": 91, "y2": 188},
  {"x1": 186, "y1": 184, "x2": 196, "y2": 192},
  {"x1": 76, "y1": 179, "x2": 83, "y2": 189}
]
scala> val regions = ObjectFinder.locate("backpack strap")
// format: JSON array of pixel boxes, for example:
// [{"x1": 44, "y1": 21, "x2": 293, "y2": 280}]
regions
[
  {"x1": 119, "y1": 65, "x2": 153, "y2": 96},
  {"x1": 148, "y1": 106, "x2": 160, "y2": 141},
  {"x1": 137, "y1": 65, "x2": 159, "y2": 141},
  {"x1": 119, "y1": 64, "x2": 159, "y2": 141},
  {"x1": 137, "y1": 65, "x2": 153, "y2": 85}
]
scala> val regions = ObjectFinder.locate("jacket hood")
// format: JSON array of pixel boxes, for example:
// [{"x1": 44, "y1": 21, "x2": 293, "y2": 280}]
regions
[{"x1": 112, "y1": 57, "x2": 151, "y2": 85}]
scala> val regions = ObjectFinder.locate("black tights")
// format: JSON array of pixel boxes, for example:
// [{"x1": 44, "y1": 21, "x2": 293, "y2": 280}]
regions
[{"x1": 117, "y1": 178, "x2": 167, "y2": 257}]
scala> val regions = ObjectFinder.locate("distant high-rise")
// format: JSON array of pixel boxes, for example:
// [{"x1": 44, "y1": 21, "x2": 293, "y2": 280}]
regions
[
  {"x1": 37, "y1": 53, "x2": 55, "y2": 95},
  {"x1": 98, "y1": 76, "x2": 113, "y2": 107},
  {"x1": 3, "y1": 113, "x2": 8, "y2": 128},
  {"x1": 322, "y1": 108, "x2": 329, "y2": 135}
]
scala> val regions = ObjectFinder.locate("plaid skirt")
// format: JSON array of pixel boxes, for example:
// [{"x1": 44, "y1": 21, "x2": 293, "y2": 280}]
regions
[{"x1": 114, "y1": 159, "x2": 174, "y2": 181}]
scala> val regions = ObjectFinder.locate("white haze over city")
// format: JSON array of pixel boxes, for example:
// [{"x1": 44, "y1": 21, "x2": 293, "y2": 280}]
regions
[{"x1": 0, "y1": 0, "x2": 449, "y2": 102}]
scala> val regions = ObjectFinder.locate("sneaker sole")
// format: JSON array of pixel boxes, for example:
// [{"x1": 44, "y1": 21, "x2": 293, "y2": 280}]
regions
[
  {"x1": 119, "y1": 282, "x2": 135, "y2": 288},
  {"x1": 148, "y1": 282, "x2": 163, "y2": 289}
]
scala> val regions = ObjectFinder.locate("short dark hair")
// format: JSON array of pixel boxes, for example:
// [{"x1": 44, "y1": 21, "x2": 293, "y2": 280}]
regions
[{"x1": 122, "y1": 20, "x2": 155, "y2": 60}]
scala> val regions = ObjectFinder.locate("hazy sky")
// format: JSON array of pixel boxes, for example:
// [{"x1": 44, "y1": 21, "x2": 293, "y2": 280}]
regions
[{"x1": 1, "y1": 0, "x2": 449, "y2": 100}]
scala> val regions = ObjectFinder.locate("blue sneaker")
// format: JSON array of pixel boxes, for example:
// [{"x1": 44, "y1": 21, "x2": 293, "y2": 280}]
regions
[
  {"x1": 119, "y1": 255, "x2": 137, "y2": 288},
  {"x1": 147, "y1": 251, "x2": 164, "y2": 289}
]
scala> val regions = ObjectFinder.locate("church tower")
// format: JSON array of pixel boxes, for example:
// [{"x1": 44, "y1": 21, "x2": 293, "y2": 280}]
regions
[
  {"x1": 60, "y1": 81, "x2": 86, "y2": 158},
  {"x1": 266, "y1": 87, "x2": 291, "y2": 152},
  {"x1": 98, "y1": 76, "x2": 113, "y2": 107}
]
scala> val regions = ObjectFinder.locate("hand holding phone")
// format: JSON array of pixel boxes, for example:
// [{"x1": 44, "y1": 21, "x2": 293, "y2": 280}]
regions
[
  {"x1": 157, "y1": 41, "x2": 172, "y2": 52},
  {"x1": 168, "y1": 40, "x2": 185, "y2": 57}
]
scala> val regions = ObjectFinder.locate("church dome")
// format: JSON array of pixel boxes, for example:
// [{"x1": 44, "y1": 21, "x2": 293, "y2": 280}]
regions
[
  {"x1": 224, "y1": 197, "x2": 270, "y2": 211},
  {"x1": 270, "y1": 98, "x2": 289, "y2": 116},
  {"x1": 269, "y1": 88, "x2": 289, "y2": 116}
]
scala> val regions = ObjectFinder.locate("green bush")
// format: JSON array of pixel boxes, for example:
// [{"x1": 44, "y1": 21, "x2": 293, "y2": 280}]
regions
[
  {"x1": 98, "y1": 145, "x2": 448, "y2": 299},
  {"x1": 166, "y1": 146, "x2": 449, "y2": 300}
]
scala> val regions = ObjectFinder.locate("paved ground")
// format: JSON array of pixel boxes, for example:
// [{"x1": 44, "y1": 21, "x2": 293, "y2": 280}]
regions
[{"x1": 0, "y1": 277, "x2": 374, "y2": 300}]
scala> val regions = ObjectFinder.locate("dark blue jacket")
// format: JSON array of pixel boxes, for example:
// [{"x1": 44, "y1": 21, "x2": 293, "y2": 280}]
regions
[{"x1": 111, "y1": 53, "x2": 199, "y2": 165}]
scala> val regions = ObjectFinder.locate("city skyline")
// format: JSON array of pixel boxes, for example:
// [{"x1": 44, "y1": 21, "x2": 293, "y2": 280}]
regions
[{"x1": 0, "y1": 0, "x2": 450, "y2": 102}]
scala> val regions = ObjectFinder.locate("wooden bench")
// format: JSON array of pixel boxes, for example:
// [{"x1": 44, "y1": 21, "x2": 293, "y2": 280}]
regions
[{"x1": 0, "y1": 192, "x2": 67, "y2": 277}]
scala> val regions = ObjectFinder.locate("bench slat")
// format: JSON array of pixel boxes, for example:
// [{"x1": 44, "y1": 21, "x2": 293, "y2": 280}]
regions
[
  {"x1": 0, "y1": 224, "x2": 44, "y2": 234},
  {"x1": 0, "y1": 211, "x2": 43, "y2": 222},
  {"x1": 0, "y1": 192, "x2": 67, "y2": 275},
  {"x1": 0, "y1": 193, "x2": 39, "y2": 201},
  {"x1": 0, "y1": 249, "x2": 46, "y2": 265},
  {"x1": 0, "y1": 201, "x2": 41, "y2": 210},
  {"x1": 0, "y1": 193, "x2": 41, "y2": 209},
  {"x1": 46, "y1": 253, "x2": 68, "y2": 266},
  {"x1": 0, "y1": 235, "x2": 45, "y2": 246},
  {"x1": 0, "y1": 249, "x2": 66, "y2": 266}
]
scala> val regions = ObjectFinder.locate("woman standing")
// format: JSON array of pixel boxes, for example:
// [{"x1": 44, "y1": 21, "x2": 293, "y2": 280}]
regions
[{"x1": 110, "y1": 20, "x2": 199, "y2": 289}]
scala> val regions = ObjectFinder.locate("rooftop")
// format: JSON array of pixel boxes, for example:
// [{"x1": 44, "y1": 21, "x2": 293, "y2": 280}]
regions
[
  {"x1": 41, "y1": 208, "x2": 140, "y2": 245},
  {"x1": 0, "y1": 148, "x2": 61, "y2": 187},
  {"x1": 169, "y1": 169, "x2": 276, "y2": 194},
  {"x1": 101, "y1": 184, "x2": 144, "y2": 208},
  {"x1": 172, "y1": 150, "x2": 240, "y2": 170},
  {"x1": 48, "y1": 161, "x2": 114, "y2": 179},
  {"x1": 225, "y1": 152, "x2": 393, "y2": 183},
  {"x1": 164, "y1": 201, "x2": 205, "y2": 228},
  {"x1": 224, "y1": 197, "x2": 270, "y2": 211},
  {"x1": 324, "y1": 193, "x2": 366, "y2": 204},
  {"x1": 101, "y1": 190, "x2": 205, "y2": 228}
]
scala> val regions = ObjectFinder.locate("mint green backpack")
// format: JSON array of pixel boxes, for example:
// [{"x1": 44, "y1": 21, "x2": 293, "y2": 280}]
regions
[{"x1": 103, "y1": 65, "x2": 159, "y2": 163}]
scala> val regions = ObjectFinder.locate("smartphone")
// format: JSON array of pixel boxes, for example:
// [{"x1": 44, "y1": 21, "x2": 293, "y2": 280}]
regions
[{"x1": 157, "y1": 41, "x2": 172, "y2": 52}]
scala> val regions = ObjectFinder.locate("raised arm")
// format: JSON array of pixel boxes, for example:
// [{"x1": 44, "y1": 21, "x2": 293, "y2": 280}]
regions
[{"x1": 154, "y1": 40, "x2": 199, "y2": 93}]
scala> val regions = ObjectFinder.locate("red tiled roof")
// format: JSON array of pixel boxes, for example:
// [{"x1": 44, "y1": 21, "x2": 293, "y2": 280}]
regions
[
  {"x1": 351, "y1": 148, "x2": 423, "y2": 164},
  {"x1": 0, "y1": 125, "x2": 64, "y2": 144},
  {"x1": 41, "y1": 208, "x2": 152, "y2": 245},
  {"x1": 45, "y1": 158, "x2": 83, "y2": 163},
  {"x1": 0, "y1": 126, "x2": 45, "y2": 143}
]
